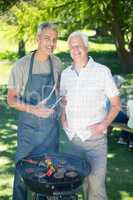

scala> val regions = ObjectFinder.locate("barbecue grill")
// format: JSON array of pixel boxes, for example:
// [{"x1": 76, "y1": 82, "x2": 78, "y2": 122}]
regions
[{"x1": 18, "y1": 152, "x2": 91, "y2": 200}]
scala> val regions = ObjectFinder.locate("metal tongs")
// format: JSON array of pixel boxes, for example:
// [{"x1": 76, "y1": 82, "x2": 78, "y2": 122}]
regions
[
  {"x1": 38, "y1": 84, "x2": 64, "y2": 109},
  {"x1": 51, "y1": 96, "x2": 64, "y2": 109},
  {"x1": 38, "y1": 84, "x2": 56, "y2": 105}
]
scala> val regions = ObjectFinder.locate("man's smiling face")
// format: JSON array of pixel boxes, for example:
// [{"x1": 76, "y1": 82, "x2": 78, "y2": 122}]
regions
[
  {"x1": 69, "y1": 36, "x2": 88, "y2": 62},
  {"x1": 37, "y1": 27, "x2": 58, "y2": 55}
]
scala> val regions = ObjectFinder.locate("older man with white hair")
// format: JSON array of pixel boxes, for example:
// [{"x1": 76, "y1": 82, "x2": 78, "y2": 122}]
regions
[{"x1": 60, "y1": 31, "x2": 121, "y2": 200}]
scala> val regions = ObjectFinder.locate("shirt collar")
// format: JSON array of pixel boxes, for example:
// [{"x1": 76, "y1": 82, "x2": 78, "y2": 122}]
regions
[{"x1": 70, "y1": 56, "x2": 95, "y2": 71}]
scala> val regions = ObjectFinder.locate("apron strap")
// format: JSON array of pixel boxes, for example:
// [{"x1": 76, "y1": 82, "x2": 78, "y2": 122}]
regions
[
  {"x1": 23, "y1": 51, "x2": 36, "y2": 96},
  {"x1": 28, "y1": 51, "x2": 36, "y2": 77},
  {"x1": 49, "y1": 55, "x2": 55, "y2": 85}
]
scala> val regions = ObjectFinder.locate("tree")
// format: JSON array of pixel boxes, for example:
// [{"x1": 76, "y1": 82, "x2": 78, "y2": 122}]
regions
[
  {"x1": 1, "y1": 0, "x2": 59, "y2": 57},
  {"x1": 51, "y1": 0, "x2": 133, "y2": 73},
  {"x1": 1, "y1": 0, "x2": 133, "y2": 71},
  {"x1": 0, "y1": 0, "x2": 34, "y2": 57}
]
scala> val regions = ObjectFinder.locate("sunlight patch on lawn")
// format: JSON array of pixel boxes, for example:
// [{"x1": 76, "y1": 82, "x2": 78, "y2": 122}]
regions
[
  {"x1": 0, "y1": 61, "x2": 12, "y2": 84},
  {"x1": 0, "y1": 30, "x2": 18, "y2": 52},
  {"x1": 107, "y1": 153, "x2": 115, "y2": 158},
  {"x1": 0, "y1": 157, "x2": 10, "y2": 165},
  {"x1": 120, "y1": 191, "x2": 133, "y2": 200},
  {"x1": 0, "y1": 143, "x2": 7, "y2": 151},
  {"x1": 90, "y1": 42, "x2": 116, "y2": 52},
  {"x1": 84, "y1": 29, "x2": 96, "y2": 37},
  {"x1": 0, "y1": 174, "x2": 13, "y2": 196},
  {"x1": 0, "y1": 141, "x2": 10, "y2": 149},
  {"x1": 55, "y1": 40, "x2": 69, "y2": 53},
  {"x1": 55, "y1": 39, "x2": 116, "y2": 53},
  {"x1": 107, "y1": 176, "x2": 111, "y2": 182},
  {"x1": 5, "y1": 123, "x2": 17, "y2": 130}
]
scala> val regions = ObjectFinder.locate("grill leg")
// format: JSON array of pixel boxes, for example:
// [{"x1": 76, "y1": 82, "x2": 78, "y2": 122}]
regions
[
  {"x1": 33, "y1": 194, "x2": 79, "y2": 200},
  {"x1": 55, "y1": 195, "x2": 78, "y2": 200},
  {"x1": 47, "y1": 197, "x2": 59, "y2": 200},
  {"x1": 35, "y1": 194, "x2": 48, "y2": 200},
  {"x1": 27, "y1": 191, "x2": 37, "y2": 200}
]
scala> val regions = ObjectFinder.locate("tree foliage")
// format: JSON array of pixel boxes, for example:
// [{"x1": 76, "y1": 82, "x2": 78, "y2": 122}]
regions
[
  {"x1": 51, "y1": 0, "x2": 133, "y2": 72},
  {"x1": 2, "y1": 0, "x2": 59, "y2": 42},
  {"x1": 1, "y1": 0, "x2": 133, "y2": 72},
  {"x1": 0, "y1": 0, "x2": 20, "y2": 15}
]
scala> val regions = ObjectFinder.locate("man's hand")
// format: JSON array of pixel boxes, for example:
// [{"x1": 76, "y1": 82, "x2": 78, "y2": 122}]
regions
[
  {"x1": 61, "y1": 112, "x2": 68, "y2": 129},
  {"x1": 89, "y1": 122, "x2": 107, "y2": 135},
  {"x1": 31, "y1": 105, "x2": 54, "y2": 118},
  {"x1": 62, "y1": 119, "x2": 68, "y2": 129},
  {"x1": 89, "y1": 96, "x2": 120, "y2": 135},
  {"x1": 7, "y1": 88, "x2": 54, "y2": 118},
  {"x1": 61, "y1": 96, "x2": 67, "y2": 106}
]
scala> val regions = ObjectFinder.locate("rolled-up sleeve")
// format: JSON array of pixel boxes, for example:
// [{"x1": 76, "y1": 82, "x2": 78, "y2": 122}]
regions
[
  {"x1": 60, "y1": 72, "x2": 67, "y2": 96},
  {"x1": 8, "y1": 62, "x2": 23, "y2": 94},
  {"x1": 104, "y1": 69, "x2": 119, "y2": 98}
]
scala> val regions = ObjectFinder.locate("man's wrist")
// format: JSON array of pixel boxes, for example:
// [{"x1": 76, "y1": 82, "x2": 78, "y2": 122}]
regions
[
  {"x1": 102, "y1": 121, "x2": 108, "y2": 129},
  {"x1": 27, "y1": 105, "x2": 36, "y2": 114}
]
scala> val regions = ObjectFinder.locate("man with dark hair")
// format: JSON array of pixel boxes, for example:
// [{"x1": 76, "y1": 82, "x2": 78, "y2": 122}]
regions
[{"x1": 7, "y1": 22, "x2": 62, "y2": 200}]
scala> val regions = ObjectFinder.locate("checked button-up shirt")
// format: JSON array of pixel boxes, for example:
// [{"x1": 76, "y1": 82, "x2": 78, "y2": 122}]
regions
[{"x1": 60, "y1": 57, "x2": 119, "y2": 141}]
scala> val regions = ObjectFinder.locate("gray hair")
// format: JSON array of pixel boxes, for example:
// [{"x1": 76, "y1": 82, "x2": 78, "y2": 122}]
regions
[
  {"x1": 68, "y1": 31, "x2": 89, "y2": 48},
  {"x1": 37, "y1": 22, "x2": 58, "y2": 35}
]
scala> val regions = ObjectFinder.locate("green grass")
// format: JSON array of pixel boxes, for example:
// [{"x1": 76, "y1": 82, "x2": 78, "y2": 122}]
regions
[
  {"x1": 0, "y1": 85, "x2": 133, "y2": 200},
  {"x1": 0, "y1": 30, "x2": 133, "y2": 199},
  {"x1": 0, "y1": 85, "x2": 17, "y2": 200},
  {"x1": 59, "y1": 129, "x2": 133, "y2": 200},
  {"x1": 107, "y1": 131, "x2": 133, "y2": 200}
]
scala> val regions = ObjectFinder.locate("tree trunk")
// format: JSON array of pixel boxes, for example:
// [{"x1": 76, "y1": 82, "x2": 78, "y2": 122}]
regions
[
  {"x1": 111, "y1": 21, "x2": 133, "y2": 73},
  {"x1": 122, "y1": 53, "x2": 133, "y2": 73},
  {"x1": 18, "y1": 39, "x2": 26, "y2": 58},
  {"x1": 114, "y1": 31, "x2": 133, "y2": 73},
  {"x1": 110, "y1": 0, "x2": 133, "y2": 73}
]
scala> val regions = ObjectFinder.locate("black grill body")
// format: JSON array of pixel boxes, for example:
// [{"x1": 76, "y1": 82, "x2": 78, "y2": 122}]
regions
[{"x1": 18, "y1": 152, "x2": 91, "y2": 199}]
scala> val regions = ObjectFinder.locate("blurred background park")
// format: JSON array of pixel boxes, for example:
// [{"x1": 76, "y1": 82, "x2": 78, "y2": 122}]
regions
[{"x1": 0, "y1": 0, "x2": 133, "y2": 200}]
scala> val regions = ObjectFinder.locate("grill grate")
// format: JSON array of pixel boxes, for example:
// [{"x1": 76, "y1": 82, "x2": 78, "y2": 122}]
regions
[{"x1": 18, "y1": 152, "x2": 90, "y2": 198}]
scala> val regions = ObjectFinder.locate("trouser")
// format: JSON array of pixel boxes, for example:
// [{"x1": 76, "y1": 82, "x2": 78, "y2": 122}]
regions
[
  {"x1": 12, "y1": 163, "x2": 47, "y2": 200},
  {"x1": 13, "y1": 164, "x2": 27, "y2": 200},
  {"x1": 67, "y1": 135, "x2": 108, "y2": 200}
]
